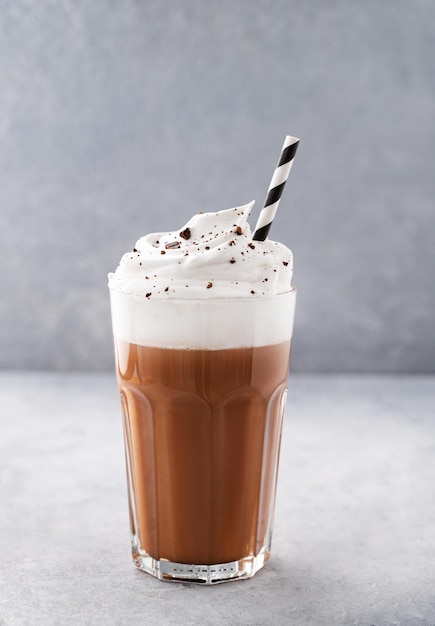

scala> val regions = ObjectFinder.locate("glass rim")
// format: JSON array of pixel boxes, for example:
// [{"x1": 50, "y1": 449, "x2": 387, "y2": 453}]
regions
[{"x1": 109, "y1": 286, "x2": 296, "y2": 304}]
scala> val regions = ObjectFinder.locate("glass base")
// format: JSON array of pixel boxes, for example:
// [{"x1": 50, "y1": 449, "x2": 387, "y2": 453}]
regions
[{"x1": 132, "y1": 545, "x2": 270, "y2": 585}]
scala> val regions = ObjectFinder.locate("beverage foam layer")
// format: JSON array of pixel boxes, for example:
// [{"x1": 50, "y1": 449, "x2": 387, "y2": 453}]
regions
[{"x1": 109, "y1": 290, "x2": 296, "y2": 349}]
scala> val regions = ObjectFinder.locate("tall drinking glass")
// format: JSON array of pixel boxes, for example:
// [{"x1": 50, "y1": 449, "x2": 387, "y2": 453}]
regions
[{"x1": 109, "y1": 288, "x2": 296, "y2": 584}]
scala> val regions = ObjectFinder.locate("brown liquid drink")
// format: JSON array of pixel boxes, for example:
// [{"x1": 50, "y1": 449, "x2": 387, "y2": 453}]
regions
[{"x1": 115, "y1": 338, "x2": 291, "y2": 568}]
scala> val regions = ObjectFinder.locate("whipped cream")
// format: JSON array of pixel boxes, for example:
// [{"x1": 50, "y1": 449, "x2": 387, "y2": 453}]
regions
[{"x1": 108, "y1": 202, "x2": 293, "y2": 298}]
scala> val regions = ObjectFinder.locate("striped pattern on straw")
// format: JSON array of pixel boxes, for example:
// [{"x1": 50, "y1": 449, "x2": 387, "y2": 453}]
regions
[{"x1": 252, "y1": 135, "x2": 300, "y2": 241}]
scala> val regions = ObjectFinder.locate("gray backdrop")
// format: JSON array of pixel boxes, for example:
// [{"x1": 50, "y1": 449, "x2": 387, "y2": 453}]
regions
[{"x1": 1, "y1": 0, "x2": 434, "y2": 373}]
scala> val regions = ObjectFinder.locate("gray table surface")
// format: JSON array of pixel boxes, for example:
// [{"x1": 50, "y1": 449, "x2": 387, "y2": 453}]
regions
[{"x1": 1, "y1": 372, "x2": 434, "y2": 626}]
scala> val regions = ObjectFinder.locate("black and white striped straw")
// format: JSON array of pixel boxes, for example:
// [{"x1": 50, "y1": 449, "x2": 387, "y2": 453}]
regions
[{"x1": 252, "y1": 135, "x2": 300, "y2": 241}]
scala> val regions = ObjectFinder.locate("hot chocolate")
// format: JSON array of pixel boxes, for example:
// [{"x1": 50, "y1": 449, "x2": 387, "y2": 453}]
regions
[{"x1": 109, "y1": 200, "x2": 297, "y2": 583}]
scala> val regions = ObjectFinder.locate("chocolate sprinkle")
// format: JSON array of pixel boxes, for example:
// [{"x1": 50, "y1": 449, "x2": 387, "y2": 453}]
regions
[
  {"x1": 248, "y1": 243, "x2": 255, "y2": 249},
  {"x1": 133, "y1": 248, "x2": 137, "y2": 252},
  {"x1": 230, "y1": 259, "x2": 236, "y2": 264},
  {"x1": 207, "y1": 282, "x2": 213, "y2": 289},
  {"x1": 160, "y1": 250, "x2": 166, "y2": 255},
  {"x1": 236, "y1": 226, "x2": 243, "y2": 235},
  {"x1": 283, "y1": 261, "x2": 289, "y2": 266},
  {"x1": 146, "y1": 292, "x2": 152, "y2": 298},
  {"x1": 165, "y1": 241, "x2": 181, "y2": 249},
  {"x1": 179, "y1": 228, "x2": 191, "y2": 240}
]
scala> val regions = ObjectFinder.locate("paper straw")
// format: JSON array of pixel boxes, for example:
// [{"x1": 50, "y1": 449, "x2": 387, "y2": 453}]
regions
[{"x1": 252, "y1": 135, "x2": 300, "y2": 241}]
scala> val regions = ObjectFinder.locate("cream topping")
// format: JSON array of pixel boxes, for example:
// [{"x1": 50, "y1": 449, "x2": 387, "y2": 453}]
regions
[{"x1": 108, "y1": 202, "x2": 293, "y2": 298}]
